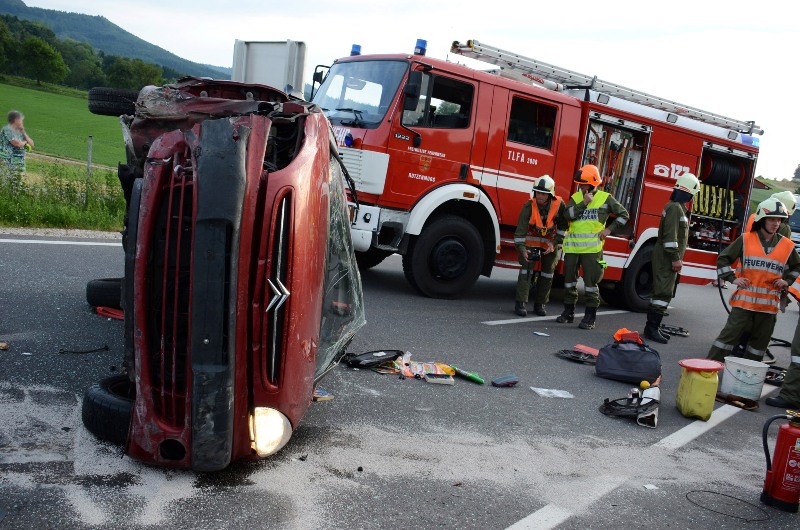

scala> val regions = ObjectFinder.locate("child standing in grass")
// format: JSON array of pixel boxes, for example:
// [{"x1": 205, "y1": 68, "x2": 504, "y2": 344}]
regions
[{"x1": 1, "y1": 110, "x2": 35, "y2": 173}]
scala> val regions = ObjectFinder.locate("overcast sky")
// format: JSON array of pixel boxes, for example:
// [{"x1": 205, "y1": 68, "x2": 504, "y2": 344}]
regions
[{"x1": 25, "y1": 0, "x2": 797, "y2": 181}]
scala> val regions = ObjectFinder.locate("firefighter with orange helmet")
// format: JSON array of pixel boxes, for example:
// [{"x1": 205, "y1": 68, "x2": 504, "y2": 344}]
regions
[
  {"x1": 513, "y1": 175, "x2": 568, "y2": 316},
  {"x1": 643, "y1": 172, "x2": 701, "y2": 344},
  {"x1": 707, "y1": 198, "x2": 800, "y2": 363},
  {"x1": 557, "y1": 164, "x2": 630, "y2": 329}
]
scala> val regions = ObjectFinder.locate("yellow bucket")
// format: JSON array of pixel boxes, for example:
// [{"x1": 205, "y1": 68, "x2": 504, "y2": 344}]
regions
[{"x1": 676, "y1": 358, "x2": 724, "y2": 421}]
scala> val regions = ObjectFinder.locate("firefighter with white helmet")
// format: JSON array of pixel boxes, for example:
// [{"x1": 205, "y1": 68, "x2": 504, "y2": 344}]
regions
[
  {"x1": 707, "y1": 197, "x2": 800, "y2": 363},
  {"x1": 557, "y1": 164, "x2": 630, "y2": 329},
  {"x1": 643, "y1": 172, "x2": 701, "y2": 344},
  {"x1": 512, "y1": 175, "x2": 568, "y2": 316},
  {"x1": 742, "y1": 189, "x2": 795, "y2": 238}
]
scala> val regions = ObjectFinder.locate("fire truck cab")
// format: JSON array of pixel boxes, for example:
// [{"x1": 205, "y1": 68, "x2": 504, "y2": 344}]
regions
[{"x1": 312, "y1": 39, "x2": 762, "y2": 310}]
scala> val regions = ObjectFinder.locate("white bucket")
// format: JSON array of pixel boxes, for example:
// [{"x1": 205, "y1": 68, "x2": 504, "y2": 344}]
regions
[{"x1": 719, "y1": 356, "x2": 768, "y2": 401}]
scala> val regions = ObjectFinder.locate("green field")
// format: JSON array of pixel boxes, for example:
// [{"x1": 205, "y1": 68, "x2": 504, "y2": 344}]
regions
[{"x1": 0, "y1": 82, "x2": 126, "y2": 167}]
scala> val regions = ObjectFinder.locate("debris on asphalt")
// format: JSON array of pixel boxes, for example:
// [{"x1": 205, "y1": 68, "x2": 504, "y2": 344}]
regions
[
  {"x1": 451, "y1": 365, "x2": 485, "y2": 385},
  {"x1": 343, "y1": 349, "x2": 404, "y2": 368},
  {"x1": 715, "y1": 391, "x2": 758, "y2": 411},
  {"x1": 21, "y1": 352, "x2": 32, "y2": 356},
  {"x1": 491, "y1": 374, "x2": 519, "y2": 387},
  {"x1": 532, "y1": 331, "x2": 550, "y2": 337},
  {"x1": 96, "y1": 306, "x2": 124, "y2": 320},
  {"x1": 313, "y1": 387, "x2": 334, "y2": 402},
  {"x1": 0, "y1": 341, "x2": 9, "y2": 351},
  {"x1": 530, "y1": 387, "x2": 574, "y2": 399},
  {"x1": 643, "y1": 484, "x2": 659, "y2": 490},
  {"x1": 58, "y1": 344, "x2": 110, "y2": 354}
]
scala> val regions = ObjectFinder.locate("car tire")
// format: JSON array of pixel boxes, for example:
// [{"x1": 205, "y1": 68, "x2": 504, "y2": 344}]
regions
[
  {"x1": 402, "y1": 215, "x2": 484, "y2": 299},
  {"x1": 86, "y1": 277, "x2": 123, "y2": 309},
  {"x1": 88, "y1": 87, "x2": 139, "y2": 116},
  {"x1": 621, "y1": 245, "x2": 653, "y2": 312},
  {"x1": 355, "y1": 248, "x2": 392, "y2": 270},
  {"x1": 81, "y1": 375, "x2": 134, "y2": 446}
]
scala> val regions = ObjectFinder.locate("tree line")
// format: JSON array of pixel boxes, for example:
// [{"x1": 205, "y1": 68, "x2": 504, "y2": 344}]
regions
[{"x1": 0, "y1": 14, "x2": 184, "y2": 90}]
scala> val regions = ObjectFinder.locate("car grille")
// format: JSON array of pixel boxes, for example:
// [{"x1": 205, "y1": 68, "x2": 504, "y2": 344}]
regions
[{"x1": 146, "y1": 151, "x2": 195, "y2": 426}]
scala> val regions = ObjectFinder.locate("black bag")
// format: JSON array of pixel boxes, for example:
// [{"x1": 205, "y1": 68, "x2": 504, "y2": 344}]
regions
[
  {"x1": 343, "y1": 350, "x2": 403, "y2": 368},
  {"x1": 595, "y1": 340, "x2": 661, "y2": 384}
]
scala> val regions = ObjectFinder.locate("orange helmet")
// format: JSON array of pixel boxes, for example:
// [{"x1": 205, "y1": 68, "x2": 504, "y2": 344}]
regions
[{"x1": 574, "y1": 164, "x2": 601, "y2": 187}]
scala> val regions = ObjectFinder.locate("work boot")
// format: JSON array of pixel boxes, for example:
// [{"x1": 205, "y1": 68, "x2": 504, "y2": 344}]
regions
[
  {"x1": 514, "y1": 301, "x2": 527, "y2": 317},
  {"x1": 766, "y1": 395, "x2": 800, "y2": 409},
  {"x1": 533, "y1": 303, "x2": 546, "y2": 316},
  {"x1": 644, "y1": 311, "x2": 668, "y2": 344},
  {"x1": 578, "y1": 306, "x2": 597, "y2": 330},
  {"x1": 556, "y1": 304, "x2": 574, "y2": 323}
]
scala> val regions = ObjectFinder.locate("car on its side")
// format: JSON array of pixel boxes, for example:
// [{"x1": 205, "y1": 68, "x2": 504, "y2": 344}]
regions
[{"x1": 82, "y1": 78, "x2": 365, "y2": 471}]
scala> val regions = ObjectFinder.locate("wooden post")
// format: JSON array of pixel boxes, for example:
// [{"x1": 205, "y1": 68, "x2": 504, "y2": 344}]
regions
[{"x1": 85, "y1": 135, "x2": 93, "y2": 209}]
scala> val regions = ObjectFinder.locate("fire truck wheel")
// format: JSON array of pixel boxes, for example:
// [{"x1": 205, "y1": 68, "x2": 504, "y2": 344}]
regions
[
  {"x1": 621, "y1": 245, "x2": 653, "y2": 312},
  {"x1": 82, "y1": 374, "x2": 134, "y2": 446},
  {"x1": 599, "y1": 281, "x2": 624, "y2": 308},
  {"x1": 402, "y1": 215, "x2": 484, "y2": 299},
  {"x1": 88, "y1": 87, "x2": 139, "y2": 116},
  {"x1": 86, "y1": 277, "x2": 123, "y2": 309},
  {"x1": 355, "y1": 248, "x2": 393, "y2": 270}
]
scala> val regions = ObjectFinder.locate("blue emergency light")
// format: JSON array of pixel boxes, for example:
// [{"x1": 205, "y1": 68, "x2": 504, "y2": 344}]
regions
[
  {"x1": 350, "y1": 44, "x2": 361, "y2": 56},
  {"x1": 414, "y1": 39, "x2": 427, "y2": 56},
  {"x1": 344, "y1": 133, "x2": 354, "y2": 147}
]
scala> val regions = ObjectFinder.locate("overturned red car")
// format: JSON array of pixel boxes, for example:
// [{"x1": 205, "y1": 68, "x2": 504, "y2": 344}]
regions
[{"x1": 82, "y1": 78, "x2": 365, "y2": 471}]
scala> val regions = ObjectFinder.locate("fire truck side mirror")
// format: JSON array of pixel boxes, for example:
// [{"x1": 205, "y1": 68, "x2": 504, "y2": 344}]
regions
[{"x1": 403, "y1": 71, "x2": 422, "y2": 111}]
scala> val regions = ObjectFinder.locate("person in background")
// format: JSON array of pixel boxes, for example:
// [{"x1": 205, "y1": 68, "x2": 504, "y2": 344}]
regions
[
  {"x1": 512, "y1": 175, "x2": 567, "y2": 317},
  {"x1": 557, "y1": 164, "x2": 629, "y2": 329},
  {"x1": 767, "y1": 275, "x2": 800, "y2": 409},
  {"x1": 707, "y1": 198, "x2": 800, "y2": 363},
  {"x1": 643, "y1": 173, "x2": 701, "y2": 344},
  {"x1": 0, "y1": 110, "x2": 34, "y2": 173}
]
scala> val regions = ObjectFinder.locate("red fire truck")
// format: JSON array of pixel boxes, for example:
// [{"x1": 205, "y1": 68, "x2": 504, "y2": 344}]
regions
[{"x1": 311, "y1": 39, "x2": 763, "y2": 310}]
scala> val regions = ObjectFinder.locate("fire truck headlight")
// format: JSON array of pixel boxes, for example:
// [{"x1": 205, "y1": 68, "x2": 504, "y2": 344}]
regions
[{"x1": 250, "y1": 407, "x2": 292, "y2": 457}]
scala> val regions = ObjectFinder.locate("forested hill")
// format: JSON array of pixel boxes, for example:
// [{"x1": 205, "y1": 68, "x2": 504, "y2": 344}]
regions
[{"x1": 0, "y1": 0, "x2": 230, "y2": 79}]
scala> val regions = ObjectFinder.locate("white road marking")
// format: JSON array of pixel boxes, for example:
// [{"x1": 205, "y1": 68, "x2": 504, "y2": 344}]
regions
[
  {"x1": 0, "y1": 239, "x2": 121, "y2": 246},
  {"x1": 483, "y1": 309, "x2": 630, "y2": 326},
  {"x1": 506, "y1": 371, "x2": 779, "y2": 530}
]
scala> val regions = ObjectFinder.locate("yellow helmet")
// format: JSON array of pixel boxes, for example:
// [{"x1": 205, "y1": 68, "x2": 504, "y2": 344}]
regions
[
  {"x1": 532, "y1": 175, "x2": 556, "y2": 197},
  {"x1": 770, "y1": 190, "x2": 797, "y2": 216},
  {"x1": 675, "y1": 173, "x2": 700, "y2": 196},
  {"x1": 574, "y1": 165, "x2": 601, "y2": 187},
  {"x1": 754, "y1": 197, "x2": 789, "y2": 222}
]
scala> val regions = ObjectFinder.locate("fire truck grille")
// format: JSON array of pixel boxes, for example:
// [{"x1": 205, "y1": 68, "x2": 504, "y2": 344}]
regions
[{"x1": 147, "y1": 162, "x2": 194, "y2": 426}]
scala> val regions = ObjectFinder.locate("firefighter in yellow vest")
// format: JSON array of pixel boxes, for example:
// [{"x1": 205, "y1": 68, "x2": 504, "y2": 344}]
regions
[
  {"x1": 707, "y1": 198, "x2": 800, "y2": 362},
  {"x1": 743, "y1": 190, "x2": 795, "y2": 238},
  {"x1": 643, "y1": 172, "x2": 701, "y2": 344},
  {"x1": 557, "y1": 164, "x2": 630, "y2": 329},
  {"x1": 513, "y1": 175, "x2": 568, "y2": 316},
  {"x1": 766, "y1": 275, "x2": 800, "y2": 409}
]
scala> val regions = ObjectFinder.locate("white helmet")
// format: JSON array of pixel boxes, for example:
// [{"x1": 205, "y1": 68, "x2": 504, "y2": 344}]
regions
[
  {"x1": 770, "y1": 190, "x2": 797, "y2": 216},
  {"x1": 754, "y1": 197, "x2": 789, "y2": 222},
  {"x1": 675, "y1": 172, "x2": 700, "y2": 196},
  {"x1": 532, "y1": 175, "x2": 556, "y2": 197}
]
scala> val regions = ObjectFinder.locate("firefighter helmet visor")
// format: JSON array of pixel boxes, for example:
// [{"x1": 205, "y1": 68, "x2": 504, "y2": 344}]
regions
[{"x1": 754, "y1": 198, "x2": 789, "y2": 222}]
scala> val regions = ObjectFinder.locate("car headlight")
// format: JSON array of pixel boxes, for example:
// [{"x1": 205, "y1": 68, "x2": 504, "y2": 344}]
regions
[{"x1": 250, "y1": 407, "x2": 292, "y2": 457}]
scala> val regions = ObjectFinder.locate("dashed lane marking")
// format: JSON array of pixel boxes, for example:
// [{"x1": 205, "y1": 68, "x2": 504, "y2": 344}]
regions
[{"x1": 0, "y1": 239, "x2": 121, "y2": 246}]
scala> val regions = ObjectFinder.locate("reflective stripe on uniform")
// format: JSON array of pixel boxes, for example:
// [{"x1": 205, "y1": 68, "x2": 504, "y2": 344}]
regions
[
  {"x1": 651, "y1": 299, "x2": 669, "y2": 307},
  {"x1": 712, "y1": 340, "x2": 735, "y2": 351},
  {"x1": 664, "y1": 242, "x2": 678, "y2": 248},
  {"x1": 514, "y1": 237, "x2": 526, "y2": 244},
  {"x1": 564, "y1": 282, "x2": 577, "y2": 289},
  {"x1": 615, "y1": 218, "x2": 628, "y2": 226},
  {"x1": 791, "y1": 355, "x2": 800, "y2": 365},
  {"x1": 746, "y1": 345, "x2": 765, "y2": 358},
  {"x1": 718, "y1": 266, "x2": 733, "y2": 275},
  {"x1": 584, "y1": 286, "x2": 599, "y2": 293},
  {"x1": 540, "y1": 272, "x2": 554, "y2": 279}
]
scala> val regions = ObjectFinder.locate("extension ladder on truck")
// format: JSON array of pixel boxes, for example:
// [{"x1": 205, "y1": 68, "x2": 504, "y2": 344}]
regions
[{"x1": 450, "y1": 39, "x2": 763, "y2": 136}]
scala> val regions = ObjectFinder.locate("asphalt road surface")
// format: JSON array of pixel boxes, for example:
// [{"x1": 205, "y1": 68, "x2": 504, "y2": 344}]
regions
[{"x1": 1, "y1": 233, "x2": 798, "y2": 529}]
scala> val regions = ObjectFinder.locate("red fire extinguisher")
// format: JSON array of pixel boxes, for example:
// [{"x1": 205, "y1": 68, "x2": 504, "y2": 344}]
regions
[{"x1": 761, "y1": 410, "x2": 800, "y2": 513}]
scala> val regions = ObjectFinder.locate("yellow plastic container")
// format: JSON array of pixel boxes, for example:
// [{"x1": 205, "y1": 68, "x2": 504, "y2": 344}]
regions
[{"x1": 676, "y1": 358, "x2": 724, "y2": 421}]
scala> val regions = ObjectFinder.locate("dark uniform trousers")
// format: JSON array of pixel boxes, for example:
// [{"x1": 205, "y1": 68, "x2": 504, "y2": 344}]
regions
[{"x1": 515, "y1": 248, "x2": 560, "y2": 304}]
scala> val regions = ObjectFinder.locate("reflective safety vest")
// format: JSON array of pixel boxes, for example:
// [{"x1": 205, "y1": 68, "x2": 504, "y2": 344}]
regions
[
  {"x1": 563, "y1": 190, "x2": 609, "y2": 254},
  {"x1": 525, "y1": 197, "x2": 563, "y2": 249},
  {"x1": 729, "y1": 232, "x2": 794, "y2": 314}
]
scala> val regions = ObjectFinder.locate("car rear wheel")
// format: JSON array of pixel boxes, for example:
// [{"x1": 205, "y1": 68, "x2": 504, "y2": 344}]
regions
[
  {"x1": 82, "y1": 375, "x2": 134, "y2": 446},
  {"x1": 86, "y1": 277, "x2": 122, "y2": 309},
  {"x1": 88, "y1": 87, "x2": 139, "y2": 116},
  {"x1": 402, "y1": 215, "x2": 484, "y2": 299}
]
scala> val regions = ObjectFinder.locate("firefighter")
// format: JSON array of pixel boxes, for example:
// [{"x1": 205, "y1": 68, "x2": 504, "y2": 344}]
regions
[
  {"x1": 707, "y1": 198, "x2": 800, "y2": 363},
  {"x1": 513, "y1": 175, "x2": 568, "y2": 316},
  {"x1": 766, "y1": 275, "x2": 800, "y2": 409},
  {"x1": 643, "y1": 172, "x2": 701, "y2": 344},
  {"x1": 557, "y1": 164, "x2": 630, "y2": 329},
  {"x1": 743, "y1": 190, "x2": 795, "y2": 237}
]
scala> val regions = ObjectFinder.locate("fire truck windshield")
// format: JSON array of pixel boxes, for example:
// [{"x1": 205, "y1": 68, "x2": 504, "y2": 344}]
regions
[{"x1": 312, "y1": 60, "x2": 407, "y2": 129}]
